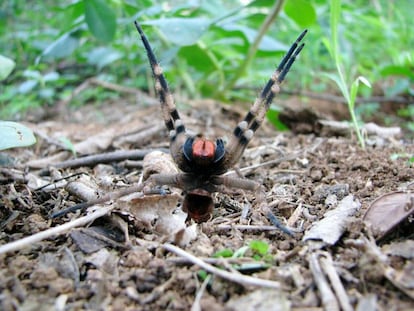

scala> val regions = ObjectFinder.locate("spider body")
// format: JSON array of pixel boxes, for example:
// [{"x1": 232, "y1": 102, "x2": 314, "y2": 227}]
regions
[{"x1": 134, "y1": 21, "x2": 306, "y2": 224}]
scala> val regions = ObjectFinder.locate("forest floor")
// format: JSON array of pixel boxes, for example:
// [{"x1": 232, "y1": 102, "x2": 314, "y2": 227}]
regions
[{"x1": 0, "y1": 95, "x2": 413, "y2": 310}]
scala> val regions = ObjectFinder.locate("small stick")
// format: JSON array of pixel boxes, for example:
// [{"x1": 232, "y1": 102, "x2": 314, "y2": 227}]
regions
[
  {"x1": 50, "y1": 183, "x2": 145, "y2": 218},
  {"x1": 214, "y1": 224, "x2": 294, "y2": 232},
  {"x1": 51, "y1": 149, "x2": 158, "y2": 169},
  {"x1": 308, "y1": 251, "x2": 340, "y2": 311},
  {"x1": 191, "y1": 274, "x2": 211, "y2": 311},
  {"x1": 0, "y1": 205, "x2": 115, "y2": 255},
  {"x1": 162, "y1": 243, "x2": 280, "y2": 289},
  {"x1": 320, "y1": 253, "x2": 353, "y2": 311}
]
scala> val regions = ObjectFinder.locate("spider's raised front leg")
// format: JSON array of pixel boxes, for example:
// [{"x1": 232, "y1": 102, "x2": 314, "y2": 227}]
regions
[
  {"x1": 224, "y1": 30, "x2": 307, "y2": 168},
  {"x1": 134, "y1": 21, "x2": 189, "y2": 168},
  {"x1": 135, "y1": 21, "x2": 226, "y2": 176}
]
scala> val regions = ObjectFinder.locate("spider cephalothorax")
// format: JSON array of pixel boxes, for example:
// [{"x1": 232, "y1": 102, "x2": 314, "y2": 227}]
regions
[{"x1": 134, "y1": 21, "x2": 306, "y2": 224}]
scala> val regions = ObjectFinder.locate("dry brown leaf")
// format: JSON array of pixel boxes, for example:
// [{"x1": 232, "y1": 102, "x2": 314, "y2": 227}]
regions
[
  {"x1": 118, "y1": 193, "x2": 196, "y2": 246},
  {"x1": 303, "y1": 195, "x2": 361, "y2": 245},
  {"x1": 363, "y1": 191, "x2": 414, "y2": 239}
]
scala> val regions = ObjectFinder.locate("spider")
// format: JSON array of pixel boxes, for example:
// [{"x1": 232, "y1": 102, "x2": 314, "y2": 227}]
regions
[
  {"x1": 52, "y1": 21, "x2": 306, "y2": 233},
  {"x1": 133, "y1": 21, "x2": 306, "y2": 226}
]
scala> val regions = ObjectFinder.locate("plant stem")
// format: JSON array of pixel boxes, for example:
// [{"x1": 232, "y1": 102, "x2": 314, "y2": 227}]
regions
[{"x1": 216, "y1": 0, "x2": 286, "y2": 98}]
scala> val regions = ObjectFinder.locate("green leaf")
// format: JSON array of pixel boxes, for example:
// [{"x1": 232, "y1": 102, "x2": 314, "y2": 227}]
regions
[
  {"x1": 284, "y1": 0, "x2": 317, "y2": 28},
  {"x1": 37, "y1": 30, "x2": 81, "y2": 63},
  {"x1": 213, "y1": 249, "x2": 234, "y2": 258},
  {"x1": 380, "y1": 65, "x2": 414, "y2": 80},
  {"x1": 249, "y1": 240, "x2": 269, "y2": 256},
  {"x1": 87, "y1": 47, "x2": 123, "y2": 70},
  {"x1": 0, "y1": 121, "x2": 36, "y2": 150},
  {"x1": 59, "y1": 136, "x2": 77, "y2": 156},
  {"x1": 219, "y1": 24, "x2": 287, "y2": 51},
  {"x1": 267, "y1": 107, "x2": 288, "y2": 131},
  {"x1": 350, "y1": 76, "x2": 371, "y2": 110},
  {"x1": 197, "y1": 270, "x2": 208, "y2": 280},
  {"x1": 84, "y1": 0, "x2": 116, "y2": 43},
  {"x1": 143, "y1": 18, "x2": 211, "y2": 46},
  {"x1": 0, "y1": 55, "x2": 15, "y2": 81}
]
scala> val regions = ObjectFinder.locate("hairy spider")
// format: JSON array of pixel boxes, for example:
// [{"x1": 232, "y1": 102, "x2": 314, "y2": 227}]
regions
[
  {"x1": 52, "y1": 22, "x2": 306, "y2": 233},
  {"x1": 133, "y1": 21, "x2": 307, "y2": 225}
]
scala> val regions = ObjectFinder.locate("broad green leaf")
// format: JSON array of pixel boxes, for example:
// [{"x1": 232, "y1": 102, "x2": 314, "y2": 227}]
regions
[
  {"x1": 84, "y1": 0, "x2": 116, "y2": 43},
  {"x1": 0, "y1": 55, "x2": 15, "y2": 81},
  {"x1": 179, "y1": 45, "x2": 217, "y2": 72},
  {"x1": 37, "y1": 30, "x2": 80, "y2": 63},
  {"x1": 219, "y1": 24, "x2": 288, "y2": 51},
  {"x1": 0, "y1": 121, "x2": 36, "y2": 150},
  {"x1": 87, "y1": 47, "x2": 123, "y2": 70},
  {"x1": 284, "y1": 0, "x2": 317, "y2": 28},
  {"x1": 43, "y1": 71, "x2": 60, "y2": 82},
  {"x1": 143, "y1": 18, "x2": 211, "y2": 46},
  {"x1": 18, "y1": 80, "x2": 38, "y2": 94},
  {"x1": 380, "y1": 65, "x2": 414, "y2": 80}
]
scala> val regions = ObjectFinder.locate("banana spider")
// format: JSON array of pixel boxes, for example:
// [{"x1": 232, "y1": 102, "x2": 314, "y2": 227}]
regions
[{"x1": 53, "y1": 21, "x2": 306, "y2": 234}]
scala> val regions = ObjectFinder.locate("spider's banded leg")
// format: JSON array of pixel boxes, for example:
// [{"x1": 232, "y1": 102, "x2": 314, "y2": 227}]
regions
[
  {"x1": 134, "y1": 21, "x2": 186, "y2": 145},
  {"x1": 226, "y1": 30, "x2": 307, "y2": 166}
]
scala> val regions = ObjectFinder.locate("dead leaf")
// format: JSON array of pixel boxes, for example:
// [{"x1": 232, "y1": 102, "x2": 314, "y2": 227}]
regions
[
  {"x1": 118, "y1": 193, "x2": 197, "y2": 246},
  {"x1": 303, "y1": 195, "x2": 361, "y2": 245},
  {"x1": 363, "y1": 191, "x2": 414, "y2": 239}
]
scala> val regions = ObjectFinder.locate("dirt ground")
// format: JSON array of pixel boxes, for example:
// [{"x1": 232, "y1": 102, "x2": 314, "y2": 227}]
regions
[{"x1": 0, "y1": 96, "x2": 413, "y2": 310}]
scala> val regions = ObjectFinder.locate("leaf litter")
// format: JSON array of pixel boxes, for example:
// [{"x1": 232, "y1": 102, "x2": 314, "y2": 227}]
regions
[{"x1": 0, "y1": 99, "x2": 413, "y2": 310}]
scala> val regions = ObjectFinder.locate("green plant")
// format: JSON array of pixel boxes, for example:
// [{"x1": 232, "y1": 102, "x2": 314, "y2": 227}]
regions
[
  {"x1": 0, "y1": 54, "x2": 36, "y2": 150},
  {"x1": 0, "y1": 121, "x2": 36, "y2": 151},
  {"x1": 1, "y1": 0, "x2": 412, "y2": 132},
  {"x1": 322, "y1": 0, "x2": 371, "y2": 148}
]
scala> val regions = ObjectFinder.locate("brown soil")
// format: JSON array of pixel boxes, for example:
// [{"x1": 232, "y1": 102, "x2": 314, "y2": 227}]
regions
[{"x1": 1, "y1": 98, "x2": 413, "y2": 310}]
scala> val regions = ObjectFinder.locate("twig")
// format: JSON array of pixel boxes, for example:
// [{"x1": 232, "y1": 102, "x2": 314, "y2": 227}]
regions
[
  {"x1": 214, "y1": 224, "x2": 285, "y2": 232},
  {"x1": 319, "y1": 253, "x2": 353, "y2": 311},
  {"x1": 224, "y1": 153, "x2": 300, "y2": 176},
  {"x1": 308, "y1": 251, "x2": 340, "y2": 311},
  {"x1": 50, "y1": 183, "x2": 145, "y2": 218},
  {"x1": 51, "y1": 149, "x2": 160, "y2": 169},
  {"x1": 191, "y1": 274, "x2": 211, "y2": 311},
  {"x1": 0, "y1": 205, "x2": 115, "y2": 255},
  {"x1": 162, "y1": 243, "x2": 280, "y2": 289},
  {"x1": 113, "y1": 123, "x2": 165, "y2": 146}
]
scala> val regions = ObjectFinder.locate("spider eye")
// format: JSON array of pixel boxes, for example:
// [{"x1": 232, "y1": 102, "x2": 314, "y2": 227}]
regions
[{"x1": 214, "y1": 139, "x2": 225, "y2": 163}]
